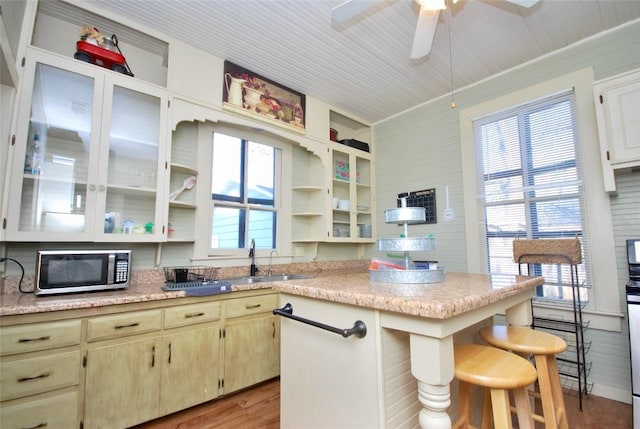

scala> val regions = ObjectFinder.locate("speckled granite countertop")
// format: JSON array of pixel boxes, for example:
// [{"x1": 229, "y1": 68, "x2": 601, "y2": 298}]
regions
[
  {"x1": 0, "y1": 261, "x2": 367, "y2": 317},
  {"x1": 0, "y1": 261, "x2": 542, "y2": 320},
  {"x1": 272, "y1": 271, "x2": 543, "y2": 319}
]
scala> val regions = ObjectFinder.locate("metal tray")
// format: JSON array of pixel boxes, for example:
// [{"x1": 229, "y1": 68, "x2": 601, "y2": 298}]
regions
[
  {"x1": 369, "y1": 268, "x2": 445, "y2": 284},
  {"x1": 377, "y1": 237, "x2": 436, "y2": 252},
  {"x1": 384, "y1": 207, "x2": 426, "y2": 224}
]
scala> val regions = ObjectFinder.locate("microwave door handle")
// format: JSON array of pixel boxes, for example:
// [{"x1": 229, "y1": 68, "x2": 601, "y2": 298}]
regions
[{"x1": 107, "y1": 254, "x2": 116, "y2": 284}]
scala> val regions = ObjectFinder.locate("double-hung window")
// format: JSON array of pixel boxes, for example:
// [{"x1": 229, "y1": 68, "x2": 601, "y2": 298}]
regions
[
  {"x1": 473, "y1": 90, "x2": 590, "y2": 303},
  {"x1": 211, "y1": 131, "x2": 279, "y2": 251}
]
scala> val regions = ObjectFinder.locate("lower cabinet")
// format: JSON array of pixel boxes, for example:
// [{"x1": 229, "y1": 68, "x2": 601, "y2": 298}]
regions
[
  {"x1": 0, "y1": 319, "x2": 82, "y2": 429},
  {"x1": 1, "y1": 390, "x2": 79, "y2": 429},
  {"x1": 224, "y1": 314, "x2": 280, "y2": 394},
  {"x1": 0, "y1": 290, "x2": 280, "y2": 429},
  {"x1": 84, "y1": 337, "x2": 161, "y2": 429},
  {"x1": 159, "y1": 326, "x2": 221, "y2": 416},
  {"x1": 84, "y1": 327, "x2": 221, "y2": 428},
  {"x1": 222, "y1": 294, "x2": 280, "y2": 394},
  {"x1": 82, "y1": 291, "x2": 278, "y2": 428}
]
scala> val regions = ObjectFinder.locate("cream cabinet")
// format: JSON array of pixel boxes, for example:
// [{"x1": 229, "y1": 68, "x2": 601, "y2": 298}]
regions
[
  {"x1": 292, "y1": 109, "x2": 376, "y2": 244},
  {"x1": 222, "y1": 294, "x2": 280, "y2": 394},
  {"x1": 593, "y1": 68, "x2": 640, "y2": 192},
  {"x1": 159, "y1": 302, "x2": 222, "y2": 415},
  {"x1": 330, "y1": 143, "x2": 374, "y2": 242},
  {"x1": 0, "y1": 319, "x2": 82, "y2": 429},
  {"x1": 5, "y1": 49, "x2": 168, "y2": 242},
  {"x1": 84, "y1": 336, "x2": 161, "y2": 428},
  {"x1": 328, "y1": 110, "x2": 375, "y2": 242},
  {"x1": 33, "y1": 290, "x2": 277, "y2": 428},
  {"x1": 83, "y1": 304, "x2": 221, "y2": 428}
]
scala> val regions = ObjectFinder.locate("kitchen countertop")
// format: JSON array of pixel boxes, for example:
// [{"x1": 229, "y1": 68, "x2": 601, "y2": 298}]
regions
[
  {"x1": 1, "y1": 268, "x2": 542, "y2": 319},
  {"x1": 273, "y1": 271, "x2": 543, "y2": 319},
  {"x1": 0, "y1": 278, "x2": 275, "y2": 317}
]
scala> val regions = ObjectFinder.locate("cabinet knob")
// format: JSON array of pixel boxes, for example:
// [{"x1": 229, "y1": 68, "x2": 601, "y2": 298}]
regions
[
  {"x1": 89, "y1": 184, "x2": 97, "y2": 191},
  {"x1": 98, "y1": 185, "x2": 106, "y2": 192}
]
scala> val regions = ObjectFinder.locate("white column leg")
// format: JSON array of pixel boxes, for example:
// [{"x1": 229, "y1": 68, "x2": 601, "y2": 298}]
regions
[
  {"x1": 410, "y1": 333, "x2": 455, "y2": 429},
  {"x1": 505, "y1": 299, "x2": 532, "y2": 326}
]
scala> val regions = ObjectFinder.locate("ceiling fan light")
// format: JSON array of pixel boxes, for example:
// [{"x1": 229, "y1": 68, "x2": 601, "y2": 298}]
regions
[{"x1": 416, "y1": 0, "x2": 446, "y2": 11}]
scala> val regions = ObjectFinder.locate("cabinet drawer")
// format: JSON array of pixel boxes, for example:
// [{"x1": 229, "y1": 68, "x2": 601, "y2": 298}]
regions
[
  {"x1": 0, "y1": 351, "x2": 81, "y2": 401},
  {"x1": 0, "y1": 390, "x2": 78, "y2": 429},
  {"x1": 86, "y1": 310, "x2": 161, "y2": 342},
  {"x1": 0, "y1": 320, "x2": 81, "y2": 356},
  {"x1": 164, "y1": 302, "x2": 222, "y2": 329},
  {"x1": 225, "y1": 294, "x2": 278, "y2": 319}
]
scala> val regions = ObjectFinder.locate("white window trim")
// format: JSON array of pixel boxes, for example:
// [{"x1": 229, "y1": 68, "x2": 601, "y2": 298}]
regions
[
  {"x1": 460, "y1": 67, "x2": 623, "y2": 331},
  {"x1": 192, "y1": 122, "x2": 292, "y2": 264}
]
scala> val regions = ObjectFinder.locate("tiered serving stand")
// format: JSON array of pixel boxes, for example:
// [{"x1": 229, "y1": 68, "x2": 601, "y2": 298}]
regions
[{"x1": 370, "y1": 201, "x2": 445, "y2": 283}]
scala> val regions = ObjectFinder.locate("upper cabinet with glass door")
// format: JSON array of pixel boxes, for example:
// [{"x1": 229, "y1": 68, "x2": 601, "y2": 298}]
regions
[
  {"x1": 328, "y1": 110, "x2": 375, "y2": 242},
  {"x1": 4, "y1": 49, "x2": 167, "y2": 242}
]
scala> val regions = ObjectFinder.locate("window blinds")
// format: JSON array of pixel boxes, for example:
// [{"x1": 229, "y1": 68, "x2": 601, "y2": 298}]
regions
[{"x1": 473, "y1": 90, "x2": 590, "y2": 303}]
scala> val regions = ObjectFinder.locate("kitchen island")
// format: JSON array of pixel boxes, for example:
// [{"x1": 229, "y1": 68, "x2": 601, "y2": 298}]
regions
[{"x1": 271, "y1": 271, "x2": 543, "y2": 429}]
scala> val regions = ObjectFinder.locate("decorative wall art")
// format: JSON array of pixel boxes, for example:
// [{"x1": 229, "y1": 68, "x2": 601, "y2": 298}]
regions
[{"x1": 223, "y1": 61, "x2": 306, "y2": 133}]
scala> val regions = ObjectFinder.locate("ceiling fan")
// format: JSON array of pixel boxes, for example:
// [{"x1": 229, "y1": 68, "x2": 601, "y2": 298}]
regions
[{"x1": 332, "y1": 0, "x2": 540, "y2": 59}]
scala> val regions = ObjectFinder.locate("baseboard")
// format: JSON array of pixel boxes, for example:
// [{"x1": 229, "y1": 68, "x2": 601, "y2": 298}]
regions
[{"x1": 590, "y1": 383, "x2": 632, "y2": 404}]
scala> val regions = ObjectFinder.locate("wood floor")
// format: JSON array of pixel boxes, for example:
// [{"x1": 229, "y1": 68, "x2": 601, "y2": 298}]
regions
[{"x1": 133, "y1": 377, "x2": 632, "y2": 429}]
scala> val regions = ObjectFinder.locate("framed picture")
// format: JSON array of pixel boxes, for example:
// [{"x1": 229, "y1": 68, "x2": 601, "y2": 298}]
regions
[{"x1": 222, "y1": 61, "x2": 306, "y2": 132}]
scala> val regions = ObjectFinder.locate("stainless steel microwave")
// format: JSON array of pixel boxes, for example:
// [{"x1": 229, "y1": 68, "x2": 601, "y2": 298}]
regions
[{"x1": 35, "y1": 250, "x2": 131, "y2": 296}]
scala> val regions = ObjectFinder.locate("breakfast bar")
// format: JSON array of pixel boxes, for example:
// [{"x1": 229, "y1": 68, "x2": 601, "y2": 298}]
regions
[{"x1": 271, "y1": 271, "x2": 543, "y2": 429}]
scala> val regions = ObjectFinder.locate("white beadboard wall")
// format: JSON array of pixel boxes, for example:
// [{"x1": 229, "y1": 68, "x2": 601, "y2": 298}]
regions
[{"x1": 373, "y1": 22, "x2": 639, "y2": 403}]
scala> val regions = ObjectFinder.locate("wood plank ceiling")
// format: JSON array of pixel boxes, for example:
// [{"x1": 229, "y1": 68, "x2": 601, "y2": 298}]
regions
[{"x1": 87, "y1": 0, "x2": 640, "y2": 124}]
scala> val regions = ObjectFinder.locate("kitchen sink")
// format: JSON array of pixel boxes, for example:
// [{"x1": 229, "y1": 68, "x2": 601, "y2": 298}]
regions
[
  {"x1": 222, "y1": 274, "x2": 312, "y2": 285},
  {"x1": 223, "y1": 276, "x2": 264, "y2": 285},
  {"x1": 262, "y1": 274, "x2": 313, "y2": 281}
]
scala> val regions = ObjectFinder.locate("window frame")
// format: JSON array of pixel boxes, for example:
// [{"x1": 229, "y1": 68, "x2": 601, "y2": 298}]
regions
[
  {"x1": 460, "y1": 68, "x2": 623, "y2": 331},
  {"x1": 211, "y1": 136, "x2": 278, "y2": 250},
  {"x1": 193, "y1": 123, "x2": 292, "y2": 260},
  {"x1": 473, "y1": 90, "x2": 590, "y2": 304}
]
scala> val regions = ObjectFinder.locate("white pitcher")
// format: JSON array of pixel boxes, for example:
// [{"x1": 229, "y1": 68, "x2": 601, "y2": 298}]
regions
[{"x1": 225, "y1": 73, "x2": 246, "y2": 107}]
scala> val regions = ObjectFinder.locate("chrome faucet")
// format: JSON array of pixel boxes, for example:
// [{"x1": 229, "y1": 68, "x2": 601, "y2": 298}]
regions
[
  {"x1": 249, "y1": 239, "x2": 258, "y2": 276},
  {"x1": 268, "y1": 250, "x2": 278, "y2": 276}
]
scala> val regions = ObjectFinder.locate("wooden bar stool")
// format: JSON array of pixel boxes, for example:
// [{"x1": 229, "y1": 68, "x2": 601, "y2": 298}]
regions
[
  {"x1": 453, "y1": 343, "x2": 537, "y2": 429},
  {"x1": 479, "y1": 325, "x2": 569, "y2": 429}
]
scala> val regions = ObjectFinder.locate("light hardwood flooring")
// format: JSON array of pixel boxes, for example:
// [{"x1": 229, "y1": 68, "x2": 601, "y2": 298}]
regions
[{"x1": 133, "y1": 377, "x2": 632, "y2": 429}]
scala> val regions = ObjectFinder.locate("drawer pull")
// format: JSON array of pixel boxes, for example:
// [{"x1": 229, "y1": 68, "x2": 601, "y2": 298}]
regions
[
  {"x1": 246, "y1": 304, "x2": 262, "y2": 309},
  {"x1": 185, "y1": 312, "x2": 205, "y2": 318},
  {"x1": 18, "y1": 335, "x2": 51, "y2": 343},
  {"x1": 18, "y1": 372, "x2": 51, "y2": 382},
  {"x1": 21, "y1": 422, "x2": 48, "y2": 429},
  {"x1": 114, "y1": 322, "x2": 140, "y2": 330}
]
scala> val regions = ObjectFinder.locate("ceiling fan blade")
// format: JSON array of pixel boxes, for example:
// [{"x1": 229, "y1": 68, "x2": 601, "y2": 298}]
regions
[
  {"x1": 505, "y1": 0, "x2": 540, "y2": 8},
  {"x1": 410, "y1": 8, "x2": 439, "y2": 59},
  {"x1": 331, "y1": 0, "x2": 385, "y2": 23}
]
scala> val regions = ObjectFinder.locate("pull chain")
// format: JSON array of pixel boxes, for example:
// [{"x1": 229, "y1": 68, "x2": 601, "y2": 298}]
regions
[{"x1": 447, "y1": 7, "x2": 456, "y2": 109}]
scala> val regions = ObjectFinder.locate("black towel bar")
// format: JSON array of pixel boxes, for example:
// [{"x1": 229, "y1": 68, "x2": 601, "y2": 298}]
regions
[{"x1": 273, "y1": 303, "x2": 367, "y2": 338}]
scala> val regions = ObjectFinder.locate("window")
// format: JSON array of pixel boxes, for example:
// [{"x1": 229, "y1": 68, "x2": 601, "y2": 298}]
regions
[
  {"x1": 473, "y1": 90, "x2": 590, "y2": 303},
  {"x1": 211, "y1": 132, "x2": 278, "y2": 251}
]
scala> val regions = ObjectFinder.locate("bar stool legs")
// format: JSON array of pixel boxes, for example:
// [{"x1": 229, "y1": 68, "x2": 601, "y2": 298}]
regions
[
  {"x1": 479, "y1": 325, "x2": 569, "y2": 429},
  {"x1": 453, "y1": 343, "x2": 537, "y2": 429}
]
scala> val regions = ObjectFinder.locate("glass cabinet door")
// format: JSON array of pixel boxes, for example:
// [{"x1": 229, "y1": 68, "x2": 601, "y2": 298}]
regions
[
  {"x1": 97, "y1": 82, "x2": 163, "y2": 239},
  {"x1": 330, "y1": 144, "x2": 374, "y2": 242},
  {"x1": 13, "y1": 61, "x2": 99, "y2": 238},
  {"x1": 5, "y1": 50, "x2": 167, "y2": 242}
]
